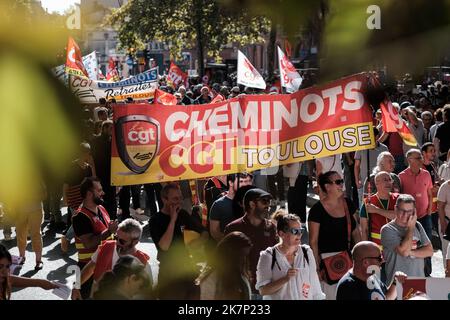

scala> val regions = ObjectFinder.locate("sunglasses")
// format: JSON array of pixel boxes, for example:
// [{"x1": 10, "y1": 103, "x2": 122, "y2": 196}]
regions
[
  {"x1": 330, "y1": 179, "x2": 344, "y2": 185},
  {"x1": 285, "y1": 227, "x2": 303, "y2": 235}
]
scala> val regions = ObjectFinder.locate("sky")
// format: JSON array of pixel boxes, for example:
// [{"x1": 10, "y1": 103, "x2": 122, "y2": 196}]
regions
[{"x1": 40, "y1": 0, "x2": 80, "y2": 14}]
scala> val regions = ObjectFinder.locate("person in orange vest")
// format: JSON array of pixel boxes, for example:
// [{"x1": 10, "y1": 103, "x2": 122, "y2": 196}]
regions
[
  {"x1": 72, "y1": 177, "x2": 118, "y2": 299},
  {"x1": 71, "y1": 218, "x2": 151, "y2": 299},
  {"x1": 359, "y1": 171, "x2": 399, "y2": 245}
]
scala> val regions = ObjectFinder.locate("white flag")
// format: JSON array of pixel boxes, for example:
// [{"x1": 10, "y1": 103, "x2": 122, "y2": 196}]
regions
[
  {"x1": 237, "y1": 50, "x2": 266, "y2": 90},
  {"x1": 52, "y1": 51, "x2": 98, "y2": 81},
  {"x1": 82, "y1": 51, "x2": 99, "y2": 80},
  {"x1": 277, "y1": 46, "x2": 302, "y2": 93}
]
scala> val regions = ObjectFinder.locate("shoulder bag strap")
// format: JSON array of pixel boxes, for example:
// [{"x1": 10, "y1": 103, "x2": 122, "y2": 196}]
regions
[{"x1": 343, "y1": 198, "x2": 352, "y2": 250}]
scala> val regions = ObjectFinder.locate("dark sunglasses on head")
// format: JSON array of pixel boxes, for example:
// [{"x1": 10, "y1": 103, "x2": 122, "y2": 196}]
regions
[{"x1": 285, "y1": 227, "x2": 303, "y2": 235}]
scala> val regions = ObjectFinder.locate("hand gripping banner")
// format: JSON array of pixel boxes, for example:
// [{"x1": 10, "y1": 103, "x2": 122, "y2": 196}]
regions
[{"x1": 111, "y1": 73, "x2": 375, "y2": 185}]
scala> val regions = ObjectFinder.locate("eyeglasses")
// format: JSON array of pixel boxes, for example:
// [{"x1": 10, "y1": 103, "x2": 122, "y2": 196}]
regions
[
  {"x1": 285, "y1": 227, "x2": 303, "y2": 235},
  {"x1": 363, "y1": 256, "x2": 383, "y2": 262},
  {"x1": 330, "y1": 179, "x2": 344, "y2": 185}
]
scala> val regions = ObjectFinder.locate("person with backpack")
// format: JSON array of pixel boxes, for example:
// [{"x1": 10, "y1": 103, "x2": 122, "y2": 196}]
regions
[{"x1": 256, "y1": 214, "x2": 325, "y2": 300}]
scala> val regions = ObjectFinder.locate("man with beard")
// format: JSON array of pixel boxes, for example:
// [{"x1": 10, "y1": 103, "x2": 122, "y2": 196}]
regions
[
  {"x1": 71, "y1": 218, "x2": 151, "y2": 299},
  {"x1": 224, "y1": 188, "x2": 278, "y2": 299},
  {"x1": 72, "y1": 177, "x2": 118, "y2": 299}
]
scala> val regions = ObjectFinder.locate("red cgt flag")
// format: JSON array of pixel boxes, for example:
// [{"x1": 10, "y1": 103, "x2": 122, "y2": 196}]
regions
[
  {"x1": 153, "y1": 88, "x2": 177, "y2": 105},
  {"x1": 167, "y1": 61, "x2": 188, "y2": 88},
  {"x1": 65, "y1": 37, "x2": 89, "y2": 78},
  {"x1": 380, "y1": 99, "x2": 418, "y2": 147}
]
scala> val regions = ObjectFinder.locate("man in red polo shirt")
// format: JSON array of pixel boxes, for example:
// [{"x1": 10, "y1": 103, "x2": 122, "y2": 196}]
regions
[
  {"x1": 398, "y1": 149, "x2": 433, "y2": 276},
  {"x1": 224, "y1": 188, "x2": 278, "y2": 299}
]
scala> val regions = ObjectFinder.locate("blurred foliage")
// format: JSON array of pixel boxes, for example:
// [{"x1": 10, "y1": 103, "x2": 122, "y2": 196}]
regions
[
  {"x1": 0, "y1": 1, "x2": 81, "y2": 209},
  {"x1": 221, "y1": 0, "x2": 450, "y2": 82},
  {"x1": 105, "y1": 0, "x2": 271, "y2": 75}
]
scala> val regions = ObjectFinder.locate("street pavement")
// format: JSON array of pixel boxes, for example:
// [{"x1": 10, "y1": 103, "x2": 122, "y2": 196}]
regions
[
  {"x1": 0, "y1": 205, "x2": 445, "y2": 300},
  {"x1": 0, "y1": 208, "x2": 158, "y2": 300}
]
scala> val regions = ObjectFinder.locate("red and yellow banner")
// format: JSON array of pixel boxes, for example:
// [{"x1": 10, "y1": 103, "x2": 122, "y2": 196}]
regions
[
  {"x1": 111, "y1": 73, "x2": 375, "y2": 185},
  {"x1": 380, "y1": 99, "x2": 418, "y2": 146},
  {"x1": 65, "y1": 37, "x2": 89, "y2": 78}
]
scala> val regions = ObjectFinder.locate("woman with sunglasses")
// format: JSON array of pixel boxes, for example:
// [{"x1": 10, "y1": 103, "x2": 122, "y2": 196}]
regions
[
  {"x1": 0, "y1": 244, "x2": 59, "y2": 300},
  {"x1": 256, "y1": 213, "x2": 325, "y2": 300},
  {"x1": 308, "y1": 171, "x2": 361, "y2": 300}
]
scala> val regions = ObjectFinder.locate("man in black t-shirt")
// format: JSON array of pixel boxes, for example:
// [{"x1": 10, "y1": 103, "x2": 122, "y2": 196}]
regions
[
  {"x1": 336, "y1": 241, "x2": 407, "y2": 300},
  {"x1": 150, "y1": 183, "x2": 208, "y2": 299},
  {"x1": 72, "y1": 177, "x2": 118, "y2": 299},
  {"x1": 434, "y1": 105, "x2": 450, "y2": 161}
]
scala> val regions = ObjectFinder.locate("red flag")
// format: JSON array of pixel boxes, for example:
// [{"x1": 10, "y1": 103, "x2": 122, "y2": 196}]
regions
[
  {"x1": 153, "y1": 89, "x2": 177, "y2": 105},
  {"x1": 380, "y1": 99, "x2": 418, "y2": 146},
  {"x1": 167, "y1": 62, "x2": 188, "y2": 88},
  {"x1": 211, "y1": 94, "x2": 225, "y2": 104},
  {"x1": 65, "y1": 37, "x2": 89, "y2": 77},
  {"x1": 106, "y1": 68, "x2": 120, "y2": 82},
  {"x1": 108, "y1": 57, "x2": 116, "y2": 70}
]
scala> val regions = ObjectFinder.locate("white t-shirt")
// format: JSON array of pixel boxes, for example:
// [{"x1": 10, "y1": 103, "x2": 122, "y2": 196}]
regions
[
  {"x1": 316, "y1": 155, "x2": 343, "y2": 177},
  {"x1": 256, "y1": 245, "x2": 325, "y2": 300},
  {"x1": 438, "y1": 162, "x2": 450, "y2": 181},
  {"x1": 437, "y1": 181, "x2": 450, "y2": 219}
]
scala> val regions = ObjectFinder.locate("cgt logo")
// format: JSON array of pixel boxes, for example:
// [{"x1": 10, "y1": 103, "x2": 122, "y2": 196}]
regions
[
  {"x1": 128, "y1": 128, "x2": 156, "y2": 144},
  {"x1": 116, "y1": 115, "x2": 160, "y2": 174}
]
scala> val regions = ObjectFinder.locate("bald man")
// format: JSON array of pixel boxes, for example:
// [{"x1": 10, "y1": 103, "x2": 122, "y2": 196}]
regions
[
  {"x1": 336, "y1": 241, "x2": 407, "y2": 300},
  {"x1": 359, "y1": 171, "x2": 399, "y2": 245}
]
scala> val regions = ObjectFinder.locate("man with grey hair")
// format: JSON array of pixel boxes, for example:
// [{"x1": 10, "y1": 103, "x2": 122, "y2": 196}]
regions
[
  {"x1": 381, "y1": 194, "x2": 433, "y2": 285},
  {"x1": 71, "y1": 218, "x2": 152, "y2": 299},
  {"x1": 399, "y1": 148, "x2": 433, "y2": 276},
  {"x1": 421, "y1": 111, "x2": 434, "y2": 143}
]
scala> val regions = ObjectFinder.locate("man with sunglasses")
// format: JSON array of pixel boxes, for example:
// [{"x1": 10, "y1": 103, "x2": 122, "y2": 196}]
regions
[
  {"x1": 225, "y1": 188, "x2": 278, "y2": 299},
  {"x1": 336, "y1": 241, "x2": 407, "y2": 300},
  {"x1": 71, "y1": 218, "x2": 151, "y2": 299},
  {"x1": 381, "y1": 194, "x2": 433, "y2": 285}
]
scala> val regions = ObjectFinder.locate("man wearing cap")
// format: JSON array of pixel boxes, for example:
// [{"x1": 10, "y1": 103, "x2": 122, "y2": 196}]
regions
[{"x1": 224, "y1": 188, "x2": 278, "y2": 299}]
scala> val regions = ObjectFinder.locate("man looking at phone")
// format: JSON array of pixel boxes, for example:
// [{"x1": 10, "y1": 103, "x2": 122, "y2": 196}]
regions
[{"x1": 381, "y1": 194, "x2": 433, "y2": 285}]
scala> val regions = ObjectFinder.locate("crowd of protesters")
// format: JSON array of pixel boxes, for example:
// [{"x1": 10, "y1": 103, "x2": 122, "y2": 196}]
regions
[{"x1": 1, "y1": 70, "x2": 450, "y2": 300}]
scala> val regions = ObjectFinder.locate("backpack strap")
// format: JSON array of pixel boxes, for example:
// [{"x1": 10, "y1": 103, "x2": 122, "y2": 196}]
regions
[
  {"x1": 270, "y1": 247, "x2": 277, "y2": 270},
  {"x1": 301, "y1": 245, "x2": 309, "y2": 265}
]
